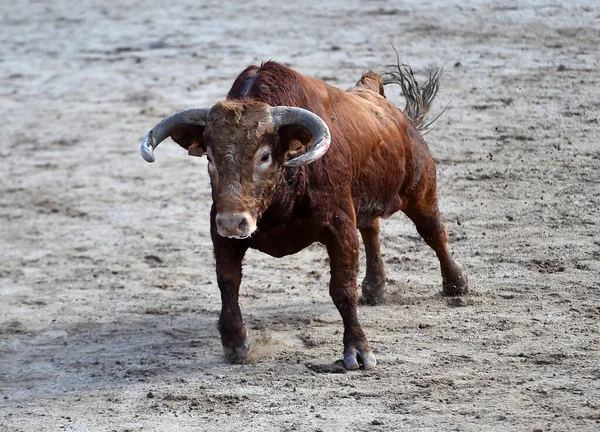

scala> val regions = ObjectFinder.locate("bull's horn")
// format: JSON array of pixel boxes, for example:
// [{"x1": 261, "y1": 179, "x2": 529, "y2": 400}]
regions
[
  {"x1": 270, "y1": 107, "x2": 331, "y2": 167},
  {"x1": 140, "y1": 108, "x2": 210, "y2": 163}
]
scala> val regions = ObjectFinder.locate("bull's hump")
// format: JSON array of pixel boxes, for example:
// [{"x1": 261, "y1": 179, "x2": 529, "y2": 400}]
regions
[{"x1": 227, "y1": 61, "x2": 310, "y2": 107}]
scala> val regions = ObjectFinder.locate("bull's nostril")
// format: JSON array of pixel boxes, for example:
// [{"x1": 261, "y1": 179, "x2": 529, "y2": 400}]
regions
[
  {"x1": 215, "y1": 215, "x2": 226, "y2": 231},
  {"x1": 237, "y1": 218, "x2": 248, "y2": 233}
]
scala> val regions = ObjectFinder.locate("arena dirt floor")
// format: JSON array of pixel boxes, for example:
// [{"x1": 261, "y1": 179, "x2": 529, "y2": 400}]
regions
[{"x1": 1, "y1": 1, "x2": 599, "y2": 431}]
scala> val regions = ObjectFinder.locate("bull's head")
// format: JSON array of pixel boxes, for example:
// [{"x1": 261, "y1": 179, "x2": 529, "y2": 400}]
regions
[{"x1": 140, "y1": 101, "x2": 330, "y2": 239}]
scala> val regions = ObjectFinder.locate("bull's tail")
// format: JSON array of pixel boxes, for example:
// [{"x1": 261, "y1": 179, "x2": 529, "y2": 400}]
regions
[{"x1": 382, "y1": 53, "x2": 443, "y2": 130}]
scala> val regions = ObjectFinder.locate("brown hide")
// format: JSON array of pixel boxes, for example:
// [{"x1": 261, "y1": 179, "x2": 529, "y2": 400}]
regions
[{"x1": 159, "y1": 61, "x2": 467, "y2": 370}]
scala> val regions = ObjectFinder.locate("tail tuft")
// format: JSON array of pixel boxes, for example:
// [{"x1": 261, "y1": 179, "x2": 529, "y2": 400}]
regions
[{"x1": 382, "y1": 48, "x2": 443, "y2": 130}]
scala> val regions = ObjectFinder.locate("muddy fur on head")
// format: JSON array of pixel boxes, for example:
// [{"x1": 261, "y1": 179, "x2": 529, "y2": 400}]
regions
[
  {"x1": 204, "y1": 100, "x2": 282, "y2": 230},
  {"x1": 382, "y1": 46, "x2": 442, "y2": 130},
  {"x1": 208, "y1": 100, "x2": 275, "y2": 137}
]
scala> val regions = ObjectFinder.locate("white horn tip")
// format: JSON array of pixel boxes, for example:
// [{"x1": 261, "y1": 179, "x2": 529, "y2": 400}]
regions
[
  {"x1": 141, "y1": 133, "x2": 156, "y2": 163},
  {"x1": 141, "y1": 150, "x2": 155, "y2": 163}
]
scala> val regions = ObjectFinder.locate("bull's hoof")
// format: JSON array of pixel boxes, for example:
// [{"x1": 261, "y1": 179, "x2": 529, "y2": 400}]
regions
[
  {"x1": 222, "y1": 339, "x2": 251, "y2": 363},
  {"x1": 442, "y1": 268, "x2": 469, "y2": 297},
  {"x1": 344, "y1": 347, "x2": 377, "y2": 370},
  {"x1": 359, "y1": 291, "x2": 385, "y2": 306},
  {"x1": 360, "y1": 278, "x2": 386, "y2": 306}
]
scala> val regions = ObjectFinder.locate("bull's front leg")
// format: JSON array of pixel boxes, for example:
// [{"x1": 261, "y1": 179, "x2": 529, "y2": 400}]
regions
[
  {"x1": 324, "y1": 210, "x2": 377, "y2": 370},
  {"x1": 211, "y1": 208, "x2": 250, "y2": 362}
]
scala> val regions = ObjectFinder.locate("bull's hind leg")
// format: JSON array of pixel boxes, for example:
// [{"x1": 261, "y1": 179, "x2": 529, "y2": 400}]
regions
[
  {"x1": 404, "y1": 200, "x2": 468, "y2": 296},
  {"x1": 359, "y1": 218, "x2": 386, "y2": 305}
]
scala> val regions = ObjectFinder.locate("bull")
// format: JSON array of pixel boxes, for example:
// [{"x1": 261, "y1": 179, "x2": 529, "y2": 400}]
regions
[{"x1": 140, "y1": 60, "x2": 468, "y2": 370}]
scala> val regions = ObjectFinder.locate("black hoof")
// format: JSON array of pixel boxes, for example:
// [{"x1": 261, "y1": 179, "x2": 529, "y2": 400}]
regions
[
  {"x1": 360, "y1": 278, "x2": 386, "y2": 305},
  {"x1": 442, "y1": 270, "x2": 469, "y2": 297},
  {"x1": 222, "y1": 338, "x2": 251, "y2": 363}
]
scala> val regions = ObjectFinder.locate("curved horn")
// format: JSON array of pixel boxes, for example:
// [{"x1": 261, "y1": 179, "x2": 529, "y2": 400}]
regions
[
  {"x1": 140, "y1": 108, "x2": 210, "y2": 163},
  {"x1": 270, "y1": 107, "x2": 331, "y2": 167}
]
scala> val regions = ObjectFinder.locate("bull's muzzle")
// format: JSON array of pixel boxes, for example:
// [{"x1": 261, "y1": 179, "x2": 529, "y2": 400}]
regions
[{"x1": 215, "y1": 212, "x2": 256, "y2": 239}]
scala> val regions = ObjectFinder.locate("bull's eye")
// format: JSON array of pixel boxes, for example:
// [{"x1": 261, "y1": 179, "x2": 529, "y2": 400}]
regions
[
  {"x1": 254, "y1": 147, "x2": 272, "y2": 175},
  {"x1": 260, "y1": 152, "x2": 271, "y2": 163}
]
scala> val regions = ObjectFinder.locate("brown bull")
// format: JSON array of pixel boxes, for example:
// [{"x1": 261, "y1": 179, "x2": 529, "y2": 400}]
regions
[{"x1": 140, "y1": 61, "x2": 468, "y2": 370}]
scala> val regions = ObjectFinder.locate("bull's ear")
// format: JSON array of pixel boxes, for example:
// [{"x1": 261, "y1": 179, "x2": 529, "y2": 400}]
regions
[
  {"x1": 171, "y1": 125, "x2": 206, "y2": 157},
  {"x1": 277, "y1": 124, "x2": 313, "y2": 159}
]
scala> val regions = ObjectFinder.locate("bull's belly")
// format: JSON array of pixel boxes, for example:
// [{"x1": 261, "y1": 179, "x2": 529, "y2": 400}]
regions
[{"x1": 354, "y1": 195, "x2": 404, "y2": 228}]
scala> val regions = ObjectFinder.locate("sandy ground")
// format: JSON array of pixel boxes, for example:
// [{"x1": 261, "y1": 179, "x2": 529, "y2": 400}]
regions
[{"x1": 1, "y1": 0, "x2": 599, "y2": 431}]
